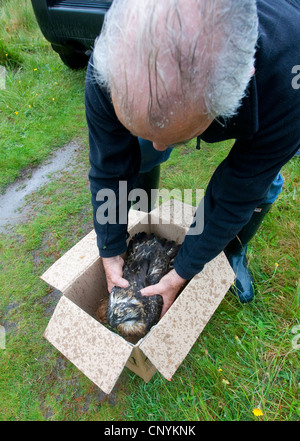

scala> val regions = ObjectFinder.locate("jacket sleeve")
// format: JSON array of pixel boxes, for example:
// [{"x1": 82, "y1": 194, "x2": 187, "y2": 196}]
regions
[
  {"x1": 85, "y1": 59, "x2": 141, "y2": 257},
  {"x1": 174, "y1": 0, "x2": 300, "y2": 280},
  {"x1": 174, "y1": 131, "x2": 298, "y2": 280}
]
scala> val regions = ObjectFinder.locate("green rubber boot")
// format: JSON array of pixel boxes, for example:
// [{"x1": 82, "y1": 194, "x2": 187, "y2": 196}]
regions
[{"x1": 225, "y1": 203, "x2": 272, "y2": 303}]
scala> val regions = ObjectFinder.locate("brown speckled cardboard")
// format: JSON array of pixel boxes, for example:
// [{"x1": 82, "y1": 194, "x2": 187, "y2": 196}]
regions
[{"x1": 41, "y1": 200, "x2": 235, "y2": 394}]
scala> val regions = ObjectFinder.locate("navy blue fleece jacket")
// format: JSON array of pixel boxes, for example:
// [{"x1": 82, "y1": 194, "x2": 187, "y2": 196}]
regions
[{"x1": 85, "y1": 0, "x2": 300, "y2": 280}]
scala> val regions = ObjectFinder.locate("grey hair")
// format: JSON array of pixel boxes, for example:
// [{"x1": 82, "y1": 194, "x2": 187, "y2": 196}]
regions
[{"x1": 93, "y1": 0, "x2": 258, "y2": 125}]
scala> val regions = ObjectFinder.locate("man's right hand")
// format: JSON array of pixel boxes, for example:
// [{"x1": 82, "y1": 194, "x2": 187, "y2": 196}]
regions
[{"x1": 102, "y1": 255, "x2": 129, "y2": 293}]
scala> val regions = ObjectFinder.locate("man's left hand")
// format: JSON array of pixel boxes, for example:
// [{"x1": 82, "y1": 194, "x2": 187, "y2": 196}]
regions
[{"x1": 140, "y1": 269, "x2": 187, "y2": 318}]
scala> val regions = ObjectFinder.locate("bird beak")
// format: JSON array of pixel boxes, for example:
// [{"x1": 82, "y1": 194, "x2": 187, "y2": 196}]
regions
[{"x1": 109, "y1": 315, "x2": 122, "y2": 328}]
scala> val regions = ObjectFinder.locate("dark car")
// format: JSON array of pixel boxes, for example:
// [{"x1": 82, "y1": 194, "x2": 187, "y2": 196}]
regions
[{"x1": 31, "y1": 0, "x2": 113, "y2": 69}]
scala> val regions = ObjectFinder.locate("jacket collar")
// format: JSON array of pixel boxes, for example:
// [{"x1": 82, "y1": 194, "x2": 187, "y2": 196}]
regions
[{"x1": 200, "y1": 75, "x2": 259, "y2": 143}]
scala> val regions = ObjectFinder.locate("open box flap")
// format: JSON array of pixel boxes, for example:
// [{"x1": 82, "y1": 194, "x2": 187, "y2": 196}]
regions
[
  {"x1": 150, "y1": 199, "x2": 196, "y2": 229},
  {"x1": 128, "y1": 208, "x2": 149, "y2": 226},
  {"x1": 139, "y1": 252, "x2": 235, "y2": 380},
  {"x1": 44, "y1": 296, "x2": 133, "y2": 394},
  {"x1": 40, "y1": 230, "x2": 99, "y2": 293},
  {"x1": 40, "y1": 210, "x2": 148, "y2": 293}
]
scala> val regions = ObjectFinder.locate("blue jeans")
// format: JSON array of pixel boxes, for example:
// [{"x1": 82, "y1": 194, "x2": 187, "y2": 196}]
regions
[
  {"x1": 138, "y1": 138, "x2": 173, "y2": 173},
  {"x1": 262, "y1": 171, "x2": 284, "y2": 204},
  {"x1": 138, "y1": 138, "x2": 284, "y2": 204}
]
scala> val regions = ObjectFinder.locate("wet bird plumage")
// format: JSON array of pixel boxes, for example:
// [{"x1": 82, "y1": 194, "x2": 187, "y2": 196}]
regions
[{"x1": 104, "y1": 232, "x2": 180, "y2": 342}]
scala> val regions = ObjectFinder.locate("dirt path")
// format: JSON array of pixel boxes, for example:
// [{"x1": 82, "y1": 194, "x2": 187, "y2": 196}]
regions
[{"x1": 0, "y1": 141, "x2": 81, "y2": 233}]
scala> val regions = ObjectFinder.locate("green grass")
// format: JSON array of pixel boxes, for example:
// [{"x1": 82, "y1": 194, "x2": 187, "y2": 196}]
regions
[
  {"x1": 0, "y1": 0, "x2": 299, "y2": 422},
  {"x1": 0, "y1": 0, "x2": 86, "y2": 191}
]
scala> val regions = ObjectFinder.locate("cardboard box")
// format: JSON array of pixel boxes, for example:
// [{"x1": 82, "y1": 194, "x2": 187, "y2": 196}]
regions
[{"x1": 41, "y1": 200, "x2": 235, "y2": 394}]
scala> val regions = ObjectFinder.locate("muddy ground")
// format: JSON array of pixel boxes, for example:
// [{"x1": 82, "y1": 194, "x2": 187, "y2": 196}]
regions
[{"x1": 0, "y1": 140, "x2": 81, "y2": 233}]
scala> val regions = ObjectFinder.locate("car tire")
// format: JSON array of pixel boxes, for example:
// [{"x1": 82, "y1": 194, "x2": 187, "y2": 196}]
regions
[{"x1": 58, "y1": 51, "x2": 89, "y2": 69}]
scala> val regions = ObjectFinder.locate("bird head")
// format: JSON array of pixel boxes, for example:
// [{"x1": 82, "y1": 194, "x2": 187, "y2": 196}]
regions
[{"x1": 106, "y1": 285, "x2": 146, "y2": 338}]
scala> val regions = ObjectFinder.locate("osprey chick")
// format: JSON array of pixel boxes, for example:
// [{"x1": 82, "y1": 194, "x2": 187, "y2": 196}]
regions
[{"x1": 104, "y1": 232, "x2": 180, "y2": 342}]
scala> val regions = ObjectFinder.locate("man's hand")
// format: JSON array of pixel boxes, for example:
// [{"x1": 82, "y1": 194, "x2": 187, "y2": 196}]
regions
[
  {"x1": 140, "y1": 269, "x2": 187, "y2": 318},
  {"x1": 102, "y1": 255, "x2": 129, "y2": 293}
]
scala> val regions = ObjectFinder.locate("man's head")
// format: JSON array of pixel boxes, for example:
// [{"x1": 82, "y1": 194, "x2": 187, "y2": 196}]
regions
[{"x1": 93, "y1": 0, "x2": 258, "y2": 149}]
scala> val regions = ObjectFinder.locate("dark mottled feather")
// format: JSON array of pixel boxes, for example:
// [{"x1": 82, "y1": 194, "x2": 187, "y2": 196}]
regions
[{"x1": 103, "y1": 232, "x2": 180, "y2": 342}]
